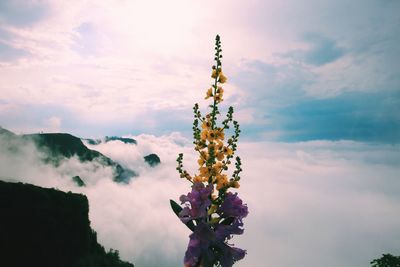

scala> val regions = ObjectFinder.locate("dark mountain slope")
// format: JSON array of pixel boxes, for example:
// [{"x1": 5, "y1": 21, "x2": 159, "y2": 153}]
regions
[
  {"x1": 24, "y1": 133, "x2": 106, "y2": 163},
  {"x1": 0, "y1": 180, "x2": 134, "y2": 267}
]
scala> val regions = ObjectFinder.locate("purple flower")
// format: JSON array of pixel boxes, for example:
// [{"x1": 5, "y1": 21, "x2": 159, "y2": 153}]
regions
[
  {"x1": 184, "y1": 222, "x2": 216, "y2": 267},
  {"x1": 215, "y1": 218, "x2": 244, "y2": 241},
  {"x1": 179, "y1": 182, "x2": 213, "y2": 224},
  {"x1": 184, "y1": 234, "x2": 202, "y2": 266},
  {"x1": 218, "y1": 244, "x2": 246, "y2": 267},
  {"x1": 184, "y1": 221, "x2": 247, "y2": 267},
  {"x1": 217, "y1": 192, "x2": 248, "y2": 219},
  {"x1": 180, "y1": 186, "x2": 249, "y2": 267}
]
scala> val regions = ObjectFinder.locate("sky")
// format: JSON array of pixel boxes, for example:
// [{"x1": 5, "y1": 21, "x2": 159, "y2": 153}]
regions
[
  {"x1": 1, "y1": 1, "x2": 400, "y2": 267},
  {"x1": 0, "y1": 0, "x2": 399, "y2": 142}
]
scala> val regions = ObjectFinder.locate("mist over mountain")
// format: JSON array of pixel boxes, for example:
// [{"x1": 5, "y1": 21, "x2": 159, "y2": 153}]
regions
[
  {"x1": 0, "y1": 127, "x2": 160, "y2": 186},
  {"x1": 84, "y1": 136, "x2": 137, "y2": 146},
  {"x1": 0, "y1": 127, "x2": 190, "y2": 267},
  {"x1": 26, "y1": 132, "x2": 137, "y2": 183},
  {"x1": 1, "y1": 126, "x2": 399, "y2": 267}
]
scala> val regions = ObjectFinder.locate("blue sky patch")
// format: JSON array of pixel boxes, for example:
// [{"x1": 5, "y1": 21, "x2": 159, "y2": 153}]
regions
[
  {"x1": 0, "y1": 42, "x2": 29, "y2": 61},
  {"x1": 0, "y1": 0, "x2": 48, "y2": 27},
  {"x1": 270, "y1": 91, "x2": 400, "y2": 143}
]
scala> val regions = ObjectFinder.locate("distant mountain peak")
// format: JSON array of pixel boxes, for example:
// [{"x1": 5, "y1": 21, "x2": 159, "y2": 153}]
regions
[
  {"x1": 0, "y1": 126, "x2": 16, "y2": 137},
  {"x1": 144, "y1": 154, "x2": 161, "y2": 167},
  {"x1": 72, "y1": 175, "x2": 86, "y2": 187},
  {"x1": 105, "y1": 136, "x2": 137, "y2": 145},
  {"x1": 83, "y1": 136, "x2": 137, "y2": 145}
]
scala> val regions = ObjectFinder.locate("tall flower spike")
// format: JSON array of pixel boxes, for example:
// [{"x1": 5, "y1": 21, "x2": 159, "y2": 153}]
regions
[{"x1": 171, "y1": 35, "x2": 248, "y2": 267}]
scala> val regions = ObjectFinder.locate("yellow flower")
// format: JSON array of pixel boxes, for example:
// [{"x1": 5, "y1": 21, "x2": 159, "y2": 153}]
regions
[
  {"x1": 205, "y1": 129, "x2": 224, "y2": 142},
  {"x1": 201, "y1": 120, "x2": 211, "y2": 129},
  {"x1": 205, "y1": 88, "x2": 213, "y2": 99},
  {"x1": 216, "y1": 174, "x2": 228, "y2": 190},
  {"x1": 215, "y1": 141, "x2": 225, "y2": 161},
  {"x1": 199, "y1": 166, "x2": 209, "y2": 176},
  {"x1": 207, "y1": 131, "x2": 216, "y2": 142},
  {"x1": 215, "y1": 128, "x2": 224, "y2": 140},
  {"x1": 200, "y1": 150, "x2": 208, "y2": 160},
  {"x1": 201, "y1": 129, "x2": 209, "y2": 140},
  {"x1": 197, "y1": 158, "x2": 205, "y2": 166},
  {"x1": 230, "y1": 180, "x2": 240, "y2": 188},
  {"x1": 211, "y1": 167, "x2": 220, "y2": 177},
  {"x1": 214, "y1": 161, "x2": 223, "y2": 172},
  {"x1": 214, "y1": 94, "x2": 223, "y2": 103},
  {"x1": 223, "y1": 146, "x2": 233, "y2": 156},
  {"x1": 219, "y1": 71, "x2": 227, "y2": 83},
  {"x1": 195, "y1": 143, "x2": 205, "y2": 150},
  {"x1": 216, "y1": 141, "x2": 224, "y2": 150},
  {"x1": 193, "y1": 175, "x2": 203, "y2": 183},
  {"x1": 211, "y1": 69, "x2": 217, "y2": 78}
]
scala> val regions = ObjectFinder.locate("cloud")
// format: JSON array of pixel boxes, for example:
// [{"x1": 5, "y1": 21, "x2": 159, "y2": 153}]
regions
[
  {"x1": 282, "y1": 33, "x2": 345, "y2": 66},
  {"x1": 0, "y1": 131, "x2": 115, "y2": 188},
  {"x1": 238, "y1": 141, "x2": 400, "y2": 267},
  {"x1": 230, "y1": 56, "x2": 400, "y2": 142},
  {"x1": 0, "y1": 131, "x2": 194, "y2": 267},
  {"x1": 233, "y1": 59, "x2": 313, "y2": 103},
  {"x1": 72, "y1": 22, "x2": 105, "y2": 56},
  {"x1": 1, "y1": 132, "x2": 400, "y2": 267},
  {"x1": 43, "y1": 116, "x2": 62, "y2": 132}
]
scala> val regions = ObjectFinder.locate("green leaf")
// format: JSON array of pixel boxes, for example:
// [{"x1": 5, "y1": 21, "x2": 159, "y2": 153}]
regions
[
  {"x1": 169, "y1": 199, "x2": 195, "y2": 232},
  {"x1": 220, "y1": 217, "x2": 235, "y2": 225},
  {"x1": 170, "y1": 199, "x2": 182, "y2": 216}
]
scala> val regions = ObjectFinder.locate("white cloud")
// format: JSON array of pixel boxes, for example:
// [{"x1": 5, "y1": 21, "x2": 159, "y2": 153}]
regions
[
  {"x1": 1, "y1": 132, "x2": 399, "y2": 267},
  {"x1": 43, "y1": 116, "x2": 62, "y2": 132}
]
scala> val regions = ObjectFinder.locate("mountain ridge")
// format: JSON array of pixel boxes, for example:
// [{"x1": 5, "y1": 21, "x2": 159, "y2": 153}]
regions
[
  {"x1": 0, "y1": 180, "x2": 134, "y2": 267},
  {"x1": 0, "y1": 127, "x2": 137, "y2": 184}
]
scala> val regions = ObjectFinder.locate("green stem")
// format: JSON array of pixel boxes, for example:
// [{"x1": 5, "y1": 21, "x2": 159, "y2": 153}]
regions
[{"x1": 211, "y1": 50, "x2": 221, "y2": 130}]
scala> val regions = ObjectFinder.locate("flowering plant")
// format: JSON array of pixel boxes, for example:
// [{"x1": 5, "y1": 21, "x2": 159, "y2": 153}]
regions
[{"x1": 170, "y1": 35, "x2": 248, "y2": 267}]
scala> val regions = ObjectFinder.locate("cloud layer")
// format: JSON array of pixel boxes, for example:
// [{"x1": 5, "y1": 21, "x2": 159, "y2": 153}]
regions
[{"x1": 1, "y1": 133, "x2": 399, "y2": 267}]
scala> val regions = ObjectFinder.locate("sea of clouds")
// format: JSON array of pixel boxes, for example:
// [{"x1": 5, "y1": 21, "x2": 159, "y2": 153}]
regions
[{"x1": 1, "y1": 133, "x2": 399, "y2": 267}]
